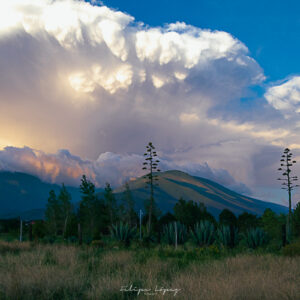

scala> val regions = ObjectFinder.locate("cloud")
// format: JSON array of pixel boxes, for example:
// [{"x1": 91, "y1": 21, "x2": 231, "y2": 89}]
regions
[
  {"x1": 0, "y1": 146, "x2": 252, "y2": 195},
  {"x1": 1, "y1": 0, "x2": 299, "y2": 204},
  {"x1": 265, "y1": 76, "x2": 300, "y2": 116}
]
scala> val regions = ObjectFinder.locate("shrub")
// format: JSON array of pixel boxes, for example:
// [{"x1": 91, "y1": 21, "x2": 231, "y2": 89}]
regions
[
  {"x1": 162, "y1": 222, "x2": 188, "y2": 245},
  {"x1": 244, "y1": 227, "x2": 268, "y2": 249},
  {"x1": 91, "y1": 240, "x2": 105, "y2": 248},
  {"x1": 192, "y1": 221, "x2": 215, "y2": 247},
  {"x1": 216, "y1": 225, "x2": 238, "y2": 248},
  {"x1": 110, "y1": 222, "x2": 136, "y2": 247},
  {"x1": 282, "y1": 242, "x2": 300, "y2": 257}
]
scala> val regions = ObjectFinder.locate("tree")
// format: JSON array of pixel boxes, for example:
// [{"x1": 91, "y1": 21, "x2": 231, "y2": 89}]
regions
[
  {"x1": 79, "y1": 175, "x2": 97, "y2": 239},
  {"x1": 237, "y1": 212, "x2": 259, "y2": 233},
  {"x1": 45, "y1": 190, "x2": 60, "y2": 235},
  {"x1": 277, "y1": 148, "x2": 299, "y2": 240},
  {"x1": 32, "y1": 220, "x2": 47, "y2": 239},
  {"x1": 104, "y1": 183, "x2": 118, "y2": 226},
  {"x1": 121, "y1": 182, "x2": 137, "y2": 226},
  {"x1": 58, "y1": 184, "x2": 72, "y2": 237},
  {"x1": 142, "y1": 142, "x2": 161, "y2": 233},
  {"x1": 173, "y1": 198, "x2": 215, "y2": 229},
  {"x1": 219, "y1": 209, "x2": 237, "y2": 227},
  {"x1": 260, "y1": 208, "x2": 281, "y2": 240},
  {"x1": 158, "y1": 212, "x2": 177, "y2": 227},
  {"x1": 293, "y1": 202, "x2": 300, "y2": 238}
]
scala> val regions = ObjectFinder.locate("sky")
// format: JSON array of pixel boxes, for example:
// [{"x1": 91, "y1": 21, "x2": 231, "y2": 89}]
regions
[{"x1": 0, "y1": 0, "x2": 300, "y2": 207}]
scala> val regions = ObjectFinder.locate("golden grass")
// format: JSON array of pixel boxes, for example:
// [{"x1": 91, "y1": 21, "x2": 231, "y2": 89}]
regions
[{"x1": 0, "y1": 241, "x2": 299, "y2": 299}]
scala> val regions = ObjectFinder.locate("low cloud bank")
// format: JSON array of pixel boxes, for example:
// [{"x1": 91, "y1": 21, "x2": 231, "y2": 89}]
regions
[{"x1": 0, "y1": 146, "x2": 252, "y2": 195}]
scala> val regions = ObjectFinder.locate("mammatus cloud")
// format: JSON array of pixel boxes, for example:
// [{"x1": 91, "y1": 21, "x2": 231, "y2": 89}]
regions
[{"x1": 0, "y1": 146, "x2": 251, "y2": 195}]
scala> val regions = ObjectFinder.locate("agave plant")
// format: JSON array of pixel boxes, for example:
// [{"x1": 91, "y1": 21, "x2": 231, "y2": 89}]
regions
[
  {"x1": 192, "y1": 220, "x2": 215, "y2": 247},
  {"x1": 162, "y1": 222, "x2": 188, "y2": 245},
  {"x1": 245, "y1": 227, "x2": 268, "y2": 249},
  {"x1": 216, "y1": 225, "x2": 238, "y2": 248},
  {"x1": 110, "y1": 222, "x2": 137, "y2": 247}
]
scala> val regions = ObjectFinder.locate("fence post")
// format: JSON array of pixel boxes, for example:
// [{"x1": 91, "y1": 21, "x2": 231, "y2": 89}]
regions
[
  {"x1": 19, "y1": 218, "x2": 23, "y2": 242},
  {"x1": 282, "y1": 223, "x2": 286, "y2": 247},
  {"x1": 174, "y1": 221, "x2": 177, "y2": 250},
  {"x1": 78, "y1": 223, "x2": 82, "y2": 245},
  {"x1": 139, "y1": 209, "x2": 143, "y2": 241}
]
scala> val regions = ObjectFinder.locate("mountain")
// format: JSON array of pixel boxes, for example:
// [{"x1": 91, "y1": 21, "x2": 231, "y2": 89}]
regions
[
  {"x1": 0, "y1": 170, "x2": 288, "y2": 220},
  {"x1": 114, "y1": 170, "x2": 288, "y2": 217},
  {"x1": 0, "y1": 171, "x2": 82, "y2": 219}
]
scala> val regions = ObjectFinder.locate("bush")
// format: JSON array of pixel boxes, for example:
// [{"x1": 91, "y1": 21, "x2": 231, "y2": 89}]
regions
[
  {"x1": 192, "y1": 221, "x2": 215, "y2": 247},
  {"x1": 216, "y1": 225, "x2": 239, "y2": 248},
  {"x1": 162, "y1": 222, "x2": 188, "y2": 245},
  {"x1": 91, "y1": 240, "x2": 105, "y2": 248},
  {"x1": 244, "y1": 227, "x2": 268, "y2": 249},
  {"x1": 282, "y1": 242, "x2": 300, "y2": 257},
  {"x1": 110, "y1": 222, "x2": 137, "y2": 247}
]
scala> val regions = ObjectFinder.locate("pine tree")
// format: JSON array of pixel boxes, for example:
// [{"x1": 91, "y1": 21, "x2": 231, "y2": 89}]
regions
[
  {"x1": 45, "y1": 190, "x2": 60, "y2": 235},
  {"x1": 104, "y1": 183, "x2": 118, "y2": 226},
  {"x1": 293, "y1": 202, "x2": 300, "y2": 238},
  {"x1": 79, "y1": 175, "x2": 97, "y2": 239},
  {"x1": 121, "y1": 182, "x2": 137, "y2": 226},
  {"x1": 58, "y1": 184, "x2": 72, "y2": 238}
]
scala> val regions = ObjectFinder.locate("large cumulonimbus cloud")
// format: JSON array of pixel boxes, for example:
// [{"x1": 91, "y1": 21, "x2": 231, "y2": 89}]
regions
[{"x1": 0, "y1": 0, "x2": 299, "y2": 202}]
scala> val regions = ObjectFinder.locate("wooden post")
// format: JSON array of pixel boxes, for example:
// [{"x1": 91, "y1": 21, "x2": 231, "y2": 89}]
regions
[
  {"x1": 139, "y1": 209, "x2": 143, "y2": 241},
  {"x1": 29, "y1": 222, "x2": 33, "y2": 242},
  {"x1": 282, "y1": 223, "x2": 287, "y2": 247},
  {"x1": 78, "y1": 223, "x2": 82, "y2": 245},
  {"x1": 19, "y1": 218, "x2": 23, "y2": 242},
  {"x1": 174, "y1": 221, "x2": 177, "y2": 250}
]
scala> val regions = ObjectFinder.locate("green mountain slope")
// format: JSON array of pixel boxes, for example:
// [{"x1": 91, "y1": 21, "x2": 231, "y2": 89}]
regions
[
  {"x1": 115, "y1": 170, "x2": 288, "y2": 216},
  {"x1": 0, "y1": 171, "x2": 81, "y2": 219},
  {"x1": 0, "y1": 170, "x2": 288, "y2": 220}
]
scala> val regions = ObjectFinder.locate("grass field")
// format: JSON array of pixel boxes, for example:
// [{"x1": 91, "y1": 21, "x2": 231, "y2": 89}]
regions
[{"x1": 0, "y1": 241, "x2": 299, "y2": 300}]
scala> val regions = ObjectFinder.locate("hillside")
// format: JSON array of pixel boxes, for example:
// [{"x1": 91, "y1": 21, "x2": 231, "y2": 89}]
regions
[
  {"x1": 115, "y1": 170, "x2": 288, "y2": 217},
  {"x1": 0, "y1": 171, "x2": 81, "y2": 219},
  {"x1": 0, "y1": 170, "x2": 288, "y2": 219}
]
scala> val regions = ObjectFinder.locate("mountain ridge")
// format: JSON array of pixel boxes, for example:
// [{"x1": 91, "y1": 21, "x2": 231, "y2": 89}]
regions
[{"x1": 0, "y1": 170, "x2": 288, "y2": 219}]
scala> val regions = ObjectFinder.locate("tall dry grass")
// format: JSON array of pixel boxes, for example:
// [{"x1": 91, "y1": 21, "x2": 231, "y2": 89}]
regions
[{"x1": 0, "y1": 241, "x2": 299, "y2": 299}]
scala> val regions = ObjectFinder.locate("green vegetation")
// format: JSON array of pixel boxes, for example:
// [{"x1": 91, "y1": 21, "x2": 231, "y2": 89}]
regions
[
  {"x1": 216, "y1": 225, "x2": 238, "y2": 248},
  {"x1": 277, "y1": 148, "x2": 298, "y2": 241},
  {"x1": 244, "y1": 227, "x2": 269, "y2": 249},
  {"x1": 0, "y1": 241, "x2": 299, "y2": 299},
  {"x1": 162, "y1": 222, "x2": 188, "y2": 245},
  {"x1": 192, "y1": 221, "x2": 215, "y2": 247},
  {"x1": 142, "y1": 142, "x2": 161, "y2": 233},
  {"x1": 1, "y1": 144, "x2": 300, "y2": 298},
  {"x1": 110, "y1": 222, "x2": 137, "y2": 247}
]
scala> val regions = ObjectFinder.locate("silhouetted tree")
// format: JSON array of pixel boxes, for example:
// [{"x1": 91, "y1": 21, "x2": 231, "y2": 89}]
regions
[
  {"x1": 32, "y1": 220, "x2": 46, "y2": 239},
  {"x1": 142, "y1": 142, "x2": 161, "y2": 233},
  {"x1": 45, "y1": 190, "x2": 60, "y2": 235},
  {"x1": 219, "y1": 209, "x2": 237, "y2": 227},
  {"x1": 277, "y1": 148, "x2": 299, "y2": 240},
  {"x1": 293, "y1": 202, "x2": 300, "y2": 238},
  {"x1": 104, "y1": 183, "x2": 118, "y2": 226},
  {"x1": 260, "y1": 208, "x2": 282, "y2": 240},
  {"x1": 173, "y1": 198, "x2": 215, "y2": 229},
  {"x1": 158, "y1": 212, "x2": 177, "y2": 226},
  {"x1": 79, "y1": 175, "x2": 98, "y2": 239},
  {"x1": 58, "y1": 184, "x2": 72, "y2": 237},
  {"x1": 121, "y1": 182, "x2": 137, "y2": 226},
  {"x1": 237, "y1": 212, "x2": 260, "y2": 232}
]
